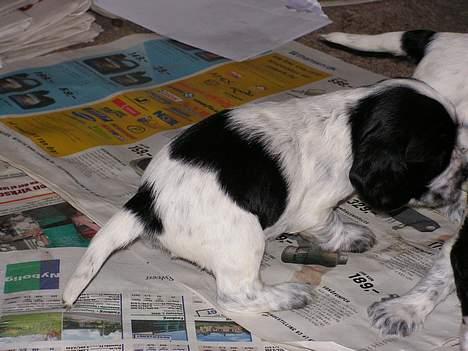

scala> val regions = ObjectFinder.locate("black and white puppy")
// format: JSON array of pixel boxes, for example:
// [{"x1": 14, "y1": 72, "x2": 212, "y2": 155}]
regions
[
  {"x1": 321, "y1": 30, "x2": 468, "y2": 342},
  {"x1": 62, "y1": 77, "x2": 464, "y2": 314}
]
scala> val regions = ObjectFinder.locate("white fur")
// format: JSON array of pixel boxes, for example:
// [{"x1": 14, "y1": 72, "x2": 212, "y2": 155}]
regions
[
  {"x1": 62, "y1": 78, "x2": 463, "y2": 313},
  {"x1": 62, "y1": 211, "x2": 143, "y2": 307},
  {"x1": 321, "y1": 32, "x2": 407, "y2": 56}
]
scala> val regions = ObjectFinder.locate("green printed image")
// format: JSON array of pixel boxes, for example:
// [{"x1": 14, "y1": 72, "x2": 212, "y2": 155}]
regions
[
  {"x1": 4, "y1": 260, "x2": 41, "y2": 293},
  {"x1": 62, "y1": 312, "x2": 122, "y2": 340},
  {"x1": 4, "y1": 259, "x2": 59, "y2": 293},
  {"x1": 0, "y1": 202, "x2": 99, "y2": 251},
  {"x1": 0, "y1": 312, "x2": 62, "y2": 343}
]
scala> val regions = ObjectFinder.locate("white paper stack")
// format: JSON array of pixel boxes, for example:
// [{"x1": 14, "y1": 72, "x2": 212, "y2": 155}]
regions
[
  {"x1": 0, "y1": 0, "x2": 102, "y2": 68},
  {"x1": 93, "y1": 0, "x2": 331, "y2": 61}
]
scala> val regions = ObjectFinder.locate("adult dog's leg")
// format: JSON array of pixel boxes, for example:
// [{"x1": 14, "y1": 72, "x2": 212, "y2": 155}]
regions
[
  {"x1": 320, "y1": 30, "x2": 435, "y2": 63},
  {"x1": 368, "y1": 236, "x2": 456, "y2": 337},
  {"x1": 451, "y1": 217, "x2": 468, "y2": 351}
]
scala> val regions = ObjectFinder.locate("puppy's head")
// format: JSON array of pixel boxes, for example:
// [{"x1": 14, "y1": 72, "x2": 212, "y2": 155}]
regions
[{"x1": 349, "y1": 80, "x2": 464, "y2": 213}]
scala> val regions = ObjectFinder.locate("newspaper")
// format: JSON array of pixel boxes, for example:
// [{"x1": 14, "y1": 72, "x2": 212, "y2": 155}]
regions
[
  {"x1": 0, "y1": 161, "x2": 98, "y2": 251},
  {"x1": 0, "y1": 164, "x2": 300, "y2": 351},
  {"x1": 0, "y1": 0, "x2": 102, "y2": 68},
  {"x1": 0, "y1": 34, "x2": 464, "y2": 351}
]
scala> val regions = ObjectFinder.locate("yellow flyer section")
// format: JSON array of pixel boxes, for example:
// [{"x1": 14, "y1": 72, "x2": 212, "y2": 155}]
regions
[{"x1": 1, "y1": 53, "x2": 330, "y2": 157}]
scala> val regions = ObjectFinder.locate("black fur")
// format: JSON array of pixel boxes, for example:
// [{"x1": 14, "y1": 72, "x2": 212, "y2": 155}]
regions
[
  {"x1": 124, "y1": 181, "x2": 164, "y2": 234},
  {"x1": 451, "y1": 217, "x2": 468, "y2": 317},
  {"x1": 401, "y1": 30, "x2": 436, "y2": 63},
  {"x1": 169, "y1": 110, "x2": 288, "y2": 229},
  {"x1": 349, "y1": 86, "x2": 457, "y2": 211}
]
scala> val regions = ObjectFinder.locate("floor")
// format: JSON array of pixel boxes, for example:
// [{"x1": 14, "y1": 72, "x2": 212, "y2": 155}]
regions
[{"x1": 83, "y1": 0, "x2": 468, "y2": 78}]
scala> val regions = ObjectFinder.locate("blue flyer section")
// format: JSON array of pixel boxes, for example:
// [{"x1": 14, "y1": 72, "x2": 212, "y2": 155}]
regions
[{"x1": 0, "y1": 38, "x2": 228, "y2": 115}]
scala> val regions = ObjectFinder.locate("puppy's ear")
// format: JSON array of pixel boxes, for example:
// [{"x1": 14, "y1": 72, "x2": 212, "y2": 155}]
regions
[
  {"x1": 349, "y1": 143, "x2": 412, "y2": 212},
  {"x1": 349, "y1": 85, "x2": 456, "y2": 212}
]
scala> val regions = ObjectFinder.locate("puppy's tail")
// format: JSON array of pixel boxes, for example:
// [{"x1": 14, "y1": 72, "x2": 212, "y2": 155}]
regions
[
  {"x1": 321, "y1": 30, "x2": 436, "y2": 63},
  {"x1": 62, "y1": 209, "x2": 144, "y2": 307}
]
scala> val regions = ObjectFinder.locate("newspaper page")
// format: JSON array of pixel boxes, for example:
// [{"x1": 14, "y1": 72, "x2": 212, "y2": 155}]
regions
[
  {"x1": 0, "y1": 163, "x2": 296, "y2": 351},
  {"x1": 0, "y1": 247, "x2": 299, "y2": 351},
  {"x1": 0, "y1": 34, "x2": 464, "y2": 351},
  {"x1": 0, "y1": 161, "x2": 99, "y2": 251}
]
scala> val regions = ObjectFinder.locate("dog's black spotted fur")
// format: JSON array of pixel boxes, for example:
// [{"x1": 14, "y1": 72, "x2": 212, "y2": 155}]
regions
[
  {"x1": 452, "y1": 217, "x2": 468, "y2": 319},
  {"x1": 124, "y1": 182, "x2": 164, "y2": 234},
  {"x1": 169, "y1": 110, "x2": 288, "y2": 229},
  {"x1": 401, "y1": 30, "x2": 436, "y2": 63}
]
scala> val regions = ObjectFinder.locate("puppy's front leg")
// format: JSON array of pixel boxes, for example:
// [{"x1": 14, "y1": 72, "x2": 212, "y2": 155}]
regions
[
  {"x1": 302, "y1": 210, "x2": 376, "y2": 253},
  {"x1": 368, "y1": 235, "x2": 456, "y2": 337}
]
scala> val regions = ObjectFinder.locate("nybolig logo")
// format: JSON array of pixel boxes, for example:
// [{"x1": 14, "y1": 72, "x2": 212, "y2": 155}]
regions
[{"x1": 4, "y1": 259, "x2": 60, "y2": 293}]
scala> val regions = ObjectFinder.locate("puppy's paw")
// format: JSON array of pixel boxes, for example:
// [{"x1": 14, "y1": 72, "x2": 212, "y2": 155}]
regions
[
  {"x1": 318, "y1": 222, "x2": 376, "y2": 253},
  {"x1": 367, "y1": 296, "x2": 425, "y2": 337},
  {"x1": 269, "y1": 282, "x2": 313, "y2": 311},
  {"x1": 218, "y1": 282, "x2": 313, "y2": 313},
  {"x1": 62, "y1": 288, "x2": 78, "y2": 309},
  {"x1": 62, "y1": 276, "x2": 86, "y2": 308},
  {"x1": 340, "y1": 223, "x2": 376, "y2": 253}
]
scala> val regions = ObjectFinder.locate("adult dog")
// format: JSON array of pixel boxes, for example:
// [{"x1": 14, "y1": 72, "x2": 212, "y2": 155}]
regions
[
  {"x1": 62, "y1": 77, "x2": 464, "y2": 316},
  {"x1": 322, "y1": 30, "x2": 468, "y2": 344}
]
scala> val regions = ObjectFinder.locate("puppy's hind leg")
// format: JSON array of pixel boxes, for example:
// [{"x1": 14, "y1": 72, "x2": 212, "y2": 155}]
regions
[
  {"x1": 62, "y1": 210, "x2": 144, "y2": 307},
  {"x1": 211, "y1": 217, "x2": 312, "y2": 313}
]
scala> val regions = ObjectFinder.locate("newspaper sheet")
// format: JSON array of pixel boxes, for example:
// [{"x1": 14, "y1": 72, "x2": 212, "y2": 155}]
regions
[
  {"x1": 0, "y1": 161, "x2": 99, "y2": 252},
  {"x1": 0, "y1": 34, "x2": 464, "y2": 351},
  {"x1": 0, "y1": 0, "x2": 102, "y2": 68},
  {"x1": 0, "y1": 163, "x2": 300, "y2": 351}
]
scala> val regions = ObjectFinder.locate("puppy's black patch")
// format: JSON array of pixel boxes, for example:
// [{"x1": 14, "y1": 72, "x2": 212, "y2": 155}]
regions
[
  {"x1": 349, "y1": 85, "x2": 456, "y2": 211},
  {"x1": 124, "y1": 182, "x2": 164, "y2": 234},
  {"x1": 401, "y1": 30, "x2": 436, "y2": 63},
  {"x1": 451, "y1": 217, "x2": 468, "y2": 316},
  {"x1": 169, "y1": 110, "x2": 288, "y2": 229}
]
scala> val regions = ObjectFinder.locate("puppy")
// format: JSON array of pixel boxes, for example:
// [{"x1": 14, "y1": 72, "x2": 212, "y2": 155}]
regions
[
  {"x1": 62, "y1": 77, "x2": 464, "y2": 314},
  {"x1": 321, "y1": 30, "x2": 468, "y2": 340}
]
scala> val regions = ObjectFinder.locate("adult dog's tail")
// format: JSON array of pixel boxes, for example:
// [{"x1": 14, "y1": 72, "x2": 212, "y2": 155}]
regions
[{"x1": 321, "y1": 30, "x2": 436, "y2": 63}]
